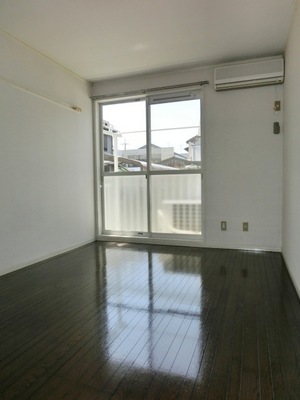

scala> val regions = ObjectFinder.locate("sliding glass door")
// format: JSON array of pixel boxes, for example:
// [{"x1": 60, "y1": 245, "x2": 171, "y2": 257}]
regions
[
  {"x1": 98, "y1": 91, "x2": 202, "y2": 242},
  {"x1": 149, "y1": 94, "x2": 201, "y2": 236}
]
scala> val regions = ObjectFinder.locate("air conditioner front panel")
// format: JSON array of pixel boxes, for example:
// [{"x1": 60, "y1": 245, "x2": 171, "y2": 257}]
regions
[{"x1": 214, "y1": 57, "x2": 284, "y2": 90}]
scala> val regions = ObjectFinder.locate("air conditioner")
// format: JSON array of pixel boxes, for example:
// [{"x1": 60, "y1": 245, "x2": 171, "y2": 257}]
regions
[{"x1": 214, "y1": 57, "x2": 284, "y2": 91}]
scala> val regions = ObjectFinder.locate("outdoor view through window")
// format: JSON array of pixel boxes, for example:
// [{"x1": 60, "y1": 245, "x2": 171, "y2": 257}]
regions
[
  {"x1": 100, "y1": 96, "x2": 202, "y2": 236},
  {"x1": 102, "y1": 99, "x2": 201, "y2": 172}
]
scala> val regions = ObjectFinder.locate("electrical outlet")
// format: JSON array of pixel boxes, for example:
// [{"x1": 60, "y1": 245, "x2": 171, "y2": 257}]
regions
[
  {"x1": 243, "y1": 222, "x2": 249, "y2": 232},
  {"x1": 221, "y1": 221, "x2": 227, "y2": 231}
]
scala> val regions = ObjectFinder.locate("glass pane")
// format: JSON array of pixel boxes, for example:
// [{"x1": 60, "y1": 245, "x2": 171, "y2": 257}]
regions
[
  {"x1": 151, "y1": 174, "x2": 201, "y2": 234},
  {"x1": 102, "y1": 101, "x2": 147, "y2": 172},
  {"x1": 104, "y1": 175, "x2": 147, "y2": 232},
  {"x1": 150, "y1": 99, "x2": 201, "y2": 170}
]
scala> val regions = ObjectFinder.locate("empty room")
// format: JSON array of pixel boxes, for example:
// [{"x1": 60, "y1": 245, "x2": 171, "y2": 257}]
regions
[{"x1": 0, "y1": 1, "x2": 300, "y2": 399}]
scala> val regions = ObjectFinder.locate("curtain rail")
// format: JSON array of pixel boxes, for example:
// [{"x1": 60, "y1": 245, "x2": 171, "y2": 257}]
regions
[{"x1": 92, "y1": 80, "x2": 209, "y2": 101}]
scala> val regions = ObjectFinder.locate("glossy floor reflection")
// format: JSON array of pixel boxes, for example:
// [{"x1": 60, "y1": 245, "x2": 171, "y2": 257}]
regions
[
  {"x1": 0, "y1": 242, "x2": 300, "y2": 399},
  {"x1": 103, "y1": 249, "x2": 202, "y2": 380}
]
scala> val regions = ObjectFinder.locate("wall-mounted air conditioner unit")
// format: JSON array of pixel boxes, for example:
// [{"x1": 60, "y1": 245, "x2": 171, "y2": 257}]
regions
[{"x1": 214, "y1": 57, "x2": 284, "y2": 91}]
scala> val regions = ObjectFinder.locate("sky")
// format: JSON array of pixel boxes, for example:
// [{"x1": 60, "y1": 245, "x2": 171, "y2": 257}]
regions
[{"x1": 102, "y1": 98, "x2": 201, "y2": 154}]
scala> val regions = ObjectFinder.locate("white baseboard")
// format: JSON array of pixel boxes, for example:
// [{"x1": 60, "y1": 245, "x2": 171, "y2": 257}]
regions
[
  {"x1": 281, "y1": 254, "x2": 300, "y2": 299},
  {"x1": 96, "y1": 235, "x2": 281, "y2": 252}
]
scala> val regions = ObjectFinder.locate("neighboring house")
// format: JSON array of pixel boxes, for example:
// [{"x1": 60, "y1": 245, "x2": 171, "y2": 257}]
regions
[
  {"x1": 120, "y1": 144, "x2": 174, "y2": 163},
  {"x1": 103, "y1": 122, "x2": 202, "y2": 170},
  {"x1": 160, "y1": 154, "x2": 201, "y2": 169},
  {"x1": 102, "y1": 120, "x2": 117, "y2": 154},
  {"x1": 185, "y1": 134, "x2": 201, "y2": 162}
]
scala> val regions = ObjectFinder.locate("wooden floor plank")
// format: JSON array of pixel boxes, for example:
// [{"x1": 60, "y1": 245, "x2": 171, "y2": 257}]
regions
[
  {"x1": 0, "y1": 242, "x2": 300, "y2": 400},
  {"x1": 237, "y1": 253, "x2": 260, "y2": 400},
  {"x1": 204, "y1": 250, "x2": 241, "y2": 400},
  {"x1": 254, "y1": 255, "x2": 274, "y2": 400},
  {"x1": 191, "y1": 250, "x2": 234, "y2": 399}
]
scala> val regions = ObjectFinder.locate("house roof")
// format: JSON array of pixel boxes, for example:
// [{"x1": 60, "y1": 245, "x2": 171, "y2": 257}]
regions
[
  {"x1": 139, "y1": 144, "x2": 161, "y2": 150},
  {"x1": 186, "y1": 135, "x2": 201, "y2": 144}
]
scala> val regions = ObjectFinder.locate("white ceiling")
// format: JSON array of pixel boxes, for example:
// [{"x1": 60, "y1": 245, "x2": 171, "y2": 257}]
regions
[{"x1": 0, "y1": 0, "x2": 296, "y2": 82}]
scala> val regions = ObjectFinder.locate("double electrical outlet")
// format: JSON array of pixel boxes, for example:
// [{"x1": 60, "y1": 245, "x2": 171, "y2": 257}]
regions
[{"x1": 221, "y1": 221, "x2": 249, "y2": 231}]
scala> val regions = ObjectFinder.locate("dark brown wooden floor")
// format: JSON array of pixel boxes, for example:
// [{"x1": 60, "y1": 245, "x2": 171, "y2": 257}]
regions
[{"x1": 0, "y1": 243, "x2": 300, "y2": 400}]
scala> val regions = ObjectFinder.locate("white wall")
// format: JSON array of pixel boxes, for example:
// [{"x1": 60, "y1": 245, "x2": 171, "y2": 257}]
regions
[
  {"x1": 283, "y1": 0, "x2": 300, "y2": 296},
  {"x1": 205, "y1": 80, "x2": 282, "y2": 251},
  {"x1": 92, "y1": 65, "x2": 283, "y2": 251},
  {"x1": 0, "y1": 33, "x2": 95, "y2": 275}
]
